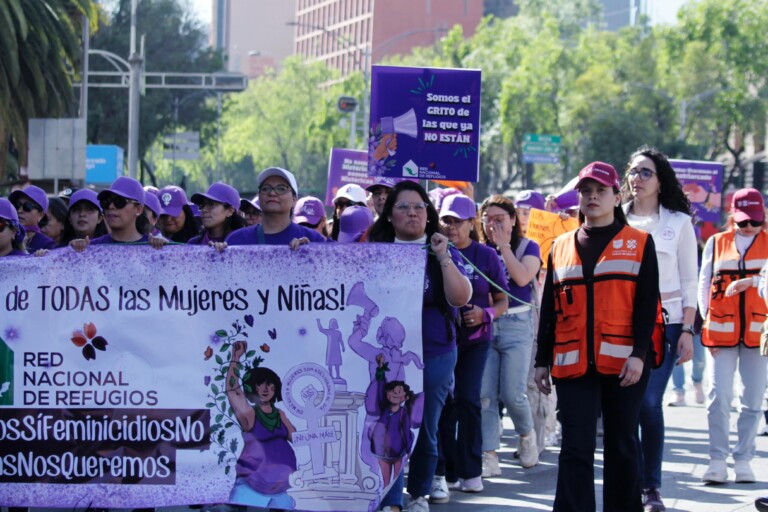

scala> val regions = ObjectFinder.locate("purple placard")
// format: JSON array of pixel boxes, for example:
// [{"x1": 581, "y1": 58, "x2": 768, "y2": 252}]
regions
[
  {"x1": 368, "y1": 65, "x2": 482, "y2": 182},
  {"x1": 670, "y1": 159, "x2": 723, "y2": 224},
  {"x1": 325, "y1": 148, "x2": 374, "y2": 206}
]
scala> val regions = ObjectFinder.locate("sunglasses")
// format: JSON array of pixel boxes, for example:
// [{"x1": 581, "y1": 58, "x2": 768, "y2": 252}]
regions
[
  {"x1": 440, "y1": 218, "x2": 468, "y2": 227},
  {"x1": 736, "y1": 219, "x2": 762, "y2": 228},
  {"x1": 100, "y1": 196, "x2": 138, "y2": 210},
  {"x1": 0, "y1": 220, "x2": 6, "y2": 233},
  {"x1": 627, "y1": 167, "x2": 657, "y2": 181},
  {"x1": 14, "y1": 201, "x2": 41, "y2": 213},
  {"x1": 335, "y1": 199, "x2": 352, "y2": 209}
]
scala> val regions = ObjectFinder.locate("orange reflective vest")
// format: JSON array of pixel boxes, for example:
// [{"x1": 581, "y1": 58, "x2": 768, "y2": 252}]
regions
[
  {"x1": 550, "y1": 225, "x2": 661, "y2": 379},
  {"x1": 702, "y1": 229, "x2": 768, "y2": 348}
]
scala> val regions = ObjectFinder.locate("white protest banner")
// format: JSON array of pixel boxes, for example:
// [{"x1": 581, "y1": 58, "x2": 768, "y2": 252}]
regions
[{"x1": 0, "y1": 244, "x2": 426, "y2": 511}]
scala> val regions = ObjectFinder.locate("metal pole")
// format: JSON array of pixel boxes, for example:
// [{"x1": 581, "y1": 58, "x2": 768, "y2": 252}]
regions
[
  {"x1": 80, "y1": 17, "x2": 89, "y2": 120},
  {"x1": 217, "y1": 92, "x2": 222, "y2": 181},
  {"x1": 349, "y1": 110, "x2": 356, "y2": 148},
  {"x1": 127, "y1": 0, "x2": 142, "y2": 179},
  {"x1": 362, "y1": 46, "x2": 370, "y2": 149},
  {"x1": 173, "y1": 96, "x2": 179, "y2": 184}
]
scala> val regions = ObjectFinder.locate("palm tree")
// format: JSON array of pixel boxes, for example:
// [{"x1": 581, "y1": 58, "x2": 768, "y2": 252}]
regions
[{"x1": 0, "y1": 0, "x2": 97, "y2": 183}]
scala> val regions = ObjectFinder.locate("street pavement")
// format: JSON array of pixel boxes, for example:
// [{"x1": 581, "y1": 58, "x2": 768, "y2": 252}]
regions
[{"x1": 433, "y1": 397, "x2": 768, "y2": 512}]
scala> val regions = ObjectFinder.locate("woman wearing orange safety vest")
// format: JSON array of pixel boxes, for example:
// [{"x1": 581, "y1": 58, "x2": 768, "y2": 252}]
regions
[
  {"x1": 698, "y1": 188, "x2": 768, "y2": 485},
  {"x1": 534, "y1": 161, "x2": 660, "y2": 512}
]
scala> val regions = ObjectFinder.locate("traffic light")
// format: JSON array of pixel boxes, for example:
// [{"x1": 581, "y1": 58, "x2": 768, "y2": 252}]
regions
[{"x1": 337, "y1": 96, "x2": 358, "y2": 113}]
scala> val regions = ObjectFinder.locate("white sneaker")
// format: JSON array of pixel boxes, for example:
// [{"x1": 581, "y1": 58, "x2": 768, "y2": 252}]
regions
[
  {"x1": 694, "y1": 382, "x2": 706, "y2": 404},
  {"x1": 519, "y1": 432, "x2": 539, "y2": 468},
  {"x1": 446, "y1": 480, "x2": 461, "y2": 490},
  {"x1": 668, "y1": 390, "x2": 686, "y2": 406},
  {"x1": 428, "y1": 475, "x2": 449, "y2": 504},
  {"x1": 459, "y1": 476, "x2": 484, "y2": 493},
  {"x1": 735, "y1": 459, "x2": 756, "y2": 483},
  {"x1": 409, "y1": 495, "x2": 430, "y2": 512},
  {"x1": 481, "y1": 451, "x2": 501, "y2": 477},
  {"x1": 702, "y1": 459, "x2": 728, "y2": 484}
]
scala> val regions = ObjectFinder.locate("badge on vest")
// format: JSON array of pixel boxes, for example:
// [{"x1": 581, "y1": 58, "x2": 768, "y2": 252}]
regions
[{"x1": 660, "y1": 227, "x2": 675, "y2": 240}]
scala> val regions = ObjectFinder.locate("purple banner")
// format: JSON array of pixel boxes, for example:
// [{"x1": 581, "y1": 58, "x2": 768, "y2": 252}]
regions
[
  {"x1": 368, "y1": 65, "x2": 482, "y2": 182},
  {"x1": 670, "y1": 159, "x2": 723, "y2": 223},
  {"x1": 325, "y1": 148, "x2": 376, "y2": 206}
]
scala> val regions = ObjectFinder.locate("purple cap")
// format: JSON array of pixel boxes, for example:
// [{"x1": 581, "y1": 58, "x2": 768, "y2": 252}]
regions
[
  {"x1": 732, "y1": 188, "x2": 765, "y2": 223},
  {"x1": 429, "y1": 187, "x2": 460, "y2": 210},
  {"x1": 555, "y1": 190, "x2": 579, "y2": 211},
  {"x1": 575, "y1": 161, "x2": 621, "y2": 190},
  {"x1": 294, "y1": 196, "x2": 326, "y2": 225},
  {"x1": 158, "y1": 186, "x2": 189, "y2": 217},
  {"x1": 257, "y1": 167, "x2": 298, "y2": 196},
  {"x1": 68, "y1": 189, "x2": 102, "y2": 212},
  {"x1": 515, "y1": 190, "x2": 546, "y2": 211},
  {"x1": 144, "y1": 186, "x2": 161, "y2": 198},
  {"x1": 191, "y1": 182, "x2": 241, "y2": 210},
  {"x1": 97, "y1": 176, "x2": 145, "y2": 204},
  {"x1": 10, "y1": 185, "x2": 49, "y2": 211},
  {"x1": 439, "y1": 194, "x2": 476, "y2": 220},
  {"x1": 188, "y1": 203, "x2": 201, "y2": 217},
  {"x1": 338, "y1": 205, "x2": 374, "y2": 242},
  {"x1": 144, "y1": 192, "x2": 162, "y2": 217},
  {"x1": 334, "y1": 184, "x2": 367, "y2": 204},
  {"x1": 0, "y1": 198, "x2": 20, "y2": 223},
  {"x1": 240, "y1": 196, "x2": 261, "y2": 212},
  {"x1": 365, "y1": 177, "x2": 400, "y2": 192}
]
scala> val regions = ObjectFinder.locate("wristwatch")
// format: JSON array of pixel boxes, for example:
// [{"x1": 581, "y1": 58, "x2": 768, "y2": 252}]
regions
[{"x1": 681, "y1": 324, "x2": 695, "y2": 335}]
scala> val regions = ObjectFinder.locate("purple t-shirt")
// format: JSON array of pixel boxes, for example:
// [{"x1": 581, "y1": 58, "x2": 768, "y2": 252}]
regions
[
  {"x1": 26, "y1": 232, "x2": 57, "y2": 252},
  {"x1": 458, "y1": 240, "x2": 510, "y2": 343},
  {"x1": 225, "y1": 223, "x2": 328, "y2": 245},
  {"x1": 489, "y1": 238, "x2": 541, "y2": 307},
  {"x1": 3, "y1": 249, "x2": 28, "y2": 257},
  {"x1": 90, "y1": 234, "x2": 151, "y2": 245},
  {"x1": 422, "y1": 246, "x2": 468, "y2": 357}
]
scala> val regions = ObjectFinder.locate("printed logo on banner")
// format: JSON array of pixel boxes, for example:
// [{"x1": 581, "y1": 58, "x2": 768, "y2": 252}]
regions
[
  {"x1": 0, "y1": 332, "x2": 15, "y2": 406},
  {"x1": 403, "y1": 160, "x2": 418, "y2": 178}
]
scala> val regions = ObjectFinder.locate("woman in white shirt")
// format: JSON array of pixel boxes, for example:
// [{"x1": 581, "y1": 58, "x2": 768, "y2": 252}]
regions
[{"x1": 621, "y1": 146, "x2": 697, "y2": 512}]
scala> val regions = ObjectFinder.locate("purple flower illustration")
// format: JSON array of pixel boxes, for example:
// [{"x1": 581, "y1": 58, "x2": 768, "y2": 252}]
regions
[{"x1": 4, "y1": 326, "x2": 20, "y2": 341}]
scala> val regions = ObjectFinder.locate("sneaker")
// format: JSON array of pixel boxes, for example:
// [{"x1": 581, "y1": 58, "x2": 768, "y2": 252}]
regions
[
  {"x1": 518, "y1": 432, "x2": 539, "y2": 468},
  {"x1": 694, "y1": 382, "x2": 705, "y2": 404},
  {"x1": 734, "y1": 459, "x2": 756, "y2": 483},
  {"x1": 481, "y1": 451, "x2": 501, "y2": 477},
  {"x1": 409, "y1": 495, "x2": 429, "y2": 512},
  {"x1": 642, "y1": 488, "x2": 666, "y2": 512},
  {"x1": 428, "y1": 476, "x2": 449, "y2": 504},
  {"x1": 459, "y1": 476, "x2": 484, "y2": 493},
  {"x1": 667, "y1": 390, "x2": 686, "y2": 407},
  {"x1": 755, "y1": 496, "x2": 768, "y2": 512},
  {"x1": 446, "y1": 480, "x2": 460, "y2": 490},
  {"x1": 702, "y1": 459, "x2": 727, "y2": 484}
]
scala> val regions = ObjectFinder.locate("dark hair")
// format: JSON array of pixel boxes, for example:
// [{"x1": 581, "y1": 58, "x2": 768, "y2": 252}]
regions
[
  {"x1": 162, "y1": 204, "x2": 201, "y2": 243},
  {"x1": 201, "y1": 203, "x2": 246, "y2": 239},
  {"x1": 60, "y1": 201, "x2": 108, "y2": 246},
  {"x1": 478, "y1": 195, "x2": 524, "y2": 250},
  {"x1": 575, "y1": 184, "x2": 628, "y2": 226},
  {"x1": 384, "y1": 380, "x2": 416, "y2": 409},
  {"x1": 243, "y1": 367, "x2": 282, "y2": 404},
  {"x1": 43, "y1": 197, "x2": 68, "y2": 228},
  {"x1": 135, "y1": 209, "x2": 151, "y2": 235},
  {"x1": 367, "y1": 181, "x2": 442, "y2": 242},
  {"x1": 298, "y1": 219, "x2": 328, "y2": 237},
  {"x1": 621, "y1": 145, "x2": 692, "y2": 215}
]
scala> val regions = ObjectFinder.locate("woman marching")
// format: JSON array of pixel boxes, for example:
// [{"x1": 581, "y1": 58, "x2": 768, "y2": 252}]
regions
[
  {"x1": 535, "y1": 162, "x2": 660, "y2": 511},
  {"x1": 699, "y1": 188, "x2": 768, "y2": 484},
  {"x1": 621, "y1": 146, "x2": 697, "y2": 511},
  {"x1": 367, "y1": 180, "x2": 471, "y2": 512}
]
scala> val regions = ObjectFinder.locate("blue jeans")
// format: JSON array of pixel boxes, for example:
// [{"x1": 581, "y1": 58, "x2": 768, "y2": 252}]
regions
[
  {"x1": 637, "y1": 323, "x2": 681, "y2": 489},
  {"x1": 481, "y1": 311, "x2": 535, "y2": 450},
  {"x1": 437, "y1": 341, "x2": 490, "y2": 480},
  {"x1": 380, "y1": 470, "x2": 404, "y2": 509},
  {"x1": 407, "y1": 349, "x2": 457, "y2": 498},
  {"x1": 671, "y1": 333, "x2": 706, "y2": 390}
]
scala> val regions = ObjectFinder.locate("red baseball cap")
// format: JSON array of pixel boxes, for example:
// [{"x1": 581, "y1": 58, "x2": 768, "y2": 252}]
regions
[
  {"x1": 575, "y1": 161, "x2": 621, "y2": 190},
  {"x1": 732, "y1": 188, "x2": 765, "y2": 223}
]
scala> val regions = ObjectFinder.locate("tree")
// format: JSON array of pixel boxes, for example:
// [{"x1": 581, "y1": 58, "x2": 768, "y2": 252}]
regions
[{"x1": 0, "y1": 0, "x2": 98, "y2": 184}]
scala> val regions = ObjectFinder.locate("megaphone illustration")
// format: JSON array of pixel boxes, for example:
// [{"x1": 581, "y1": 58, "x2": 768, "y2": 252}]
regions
[
  {"x1": 347, "y1": 282, "x2": 379, "y2": 321},
  {"x1": 380, "y1": 108, "x2": 418, "y2": 139}
]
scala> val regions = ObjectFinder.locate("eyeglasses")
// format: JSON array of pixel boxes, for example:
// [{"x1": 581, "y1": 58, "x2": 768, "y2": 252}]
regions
[
  {"x1": 100, "y1": 196, "x2": 139, "y2": 210},
  {"x1": 0, "y1": 220, "x2": 6, "y2": 233},
  {"x1": 259, "y1": 184, "x2": 292, "y2": 196},
  {"x1": 14, "y1": 201, "x2": 41, "y2": 213},
  {"x1": 440, "y1": 218, "x2": 467, "y2": 227},
  {"x1": 481, "y1": 214, "x2": 510, "y2": 224},
  {"x1": 394, "y1": 201, "x2": 428, "y2": 213},
  {"x1": 736, "y1": 219, "x2": 763, "y2": 228},
  {"x1": 335, "y1": 199, "x2": 352, "y2": 209},
  {"x1": 628, "y1": 167, "x2": 657, "y2": 181}
]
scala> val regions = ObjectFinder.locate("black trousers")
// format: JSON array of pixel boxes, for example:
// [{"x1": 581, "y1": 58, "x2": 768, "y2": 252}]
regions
[{"x1": 553, "y1": 368, "x2": 649, "y2": 512}]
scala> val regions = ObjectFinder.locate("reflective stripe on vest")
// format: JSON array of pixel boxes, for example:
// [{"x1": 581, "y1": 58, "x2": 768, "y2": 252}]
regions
[
  {"x1": 549, "y1": 226, "x2": 650, "y2": 378},
  {"x1": 703, "y1": 229, "x2": 768, "y2": 348}
]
